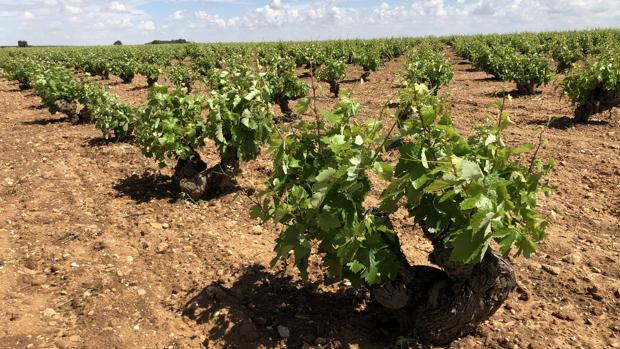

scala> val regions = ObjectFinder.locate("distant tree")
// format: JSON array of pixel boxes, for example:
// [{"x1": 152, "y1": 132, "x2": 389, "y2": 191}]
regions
[
  {"x1": 17, "y1": 40, "x2": 28, "y2": 48},
  {"x1": 113, "y1": 40, "x2": 123, "y2": 46},
  {"x1": 146, "y1": 39, "x2": 188, "y2": 45}
]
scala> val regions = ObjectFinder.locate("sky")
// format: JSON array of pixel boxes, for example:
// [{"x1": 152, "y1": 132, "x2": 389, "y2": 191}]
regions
[{"x1": 0, "y1": 0, "x2": 619, "y2": 46}]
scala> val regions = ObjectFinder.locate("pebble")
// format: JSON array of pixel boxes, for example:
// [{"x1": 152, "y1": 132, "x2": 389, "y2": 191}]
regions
[
  {"x1": 43, "y1": 308, "x2": 57, "y2": 318},
  {"x1": 561, "y1": 253, "x2": 582, "y2": 265},
  {"x1": 551, "y1": 309, "x2": 578, "y2": 321},
  {"x1": 156, "y1": 242, "x2": 169, "y2": 254},
  {"x1": 277, "y1": 325, "x2": 290, "y2": 338},
  {"x1": 541, "y1": 264, "x2": 560, "y2": 276},
  {"x1": 238, "y1": 320, "x2": 260, "y2": 341},
  {"x1": 591, "y1": 266, "x2": 602, "y2": 274},
  {"x1": 137, "y1": 289, "x2": 146, "y2": 296}
]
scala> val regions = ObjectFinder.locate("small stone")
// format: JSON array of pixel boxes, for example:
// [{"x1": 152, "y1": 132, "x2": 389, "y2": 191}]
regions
[
  {"x1": 43, "y1": 308, "x2": 57, "y2": 318},
  {"x1": 150, "y1": 222, "x2": 164, "y2": 229},
  {"x1": 541, "y1": 264, "x2": 560, "y2": 276},
  {"x1": 315, "y1": 337, "x2": 327, "y2": 345},
  {"x1": 156, "y1": 242, "x2": 169, "y2": 254},
  {"x1": 561, "y1": 253, "x2": 582, "y2": 265},
  {"x1": 585, "y1": 318, "x2": 594, "y2": 325},
  {"x1": 137, "y1": 289, "x2": 147, "y2": 296},
  {"x1": 277, "y1": 325, "x2": 290, "y2": 338},
  {"x1": 29, "y1": 274, "x2": 47, "y2": 286},
  {"x1": 254, "y1": 317, "x2": 267, "y2": 326},
  {"x1": 552, "y1": 309, "x2": 578, "y2": 321},
  {"x1": 238, "y1": 320, "x2": 260, "y2": 341},
  {"x1": 162, "y1": 223, "x2": 170, "y2": 229},
  {"x1": 591, "y1": 266, "x2": 602, "y2": 274},
  {"x1": 252, "y1": 226, "x2": 264, "y2": 235},
  {"x1": 69, "y1": 335, "x2": 81, "y2": 343},
  {"x1": 133, "y1": 324, "x2": 140, "y2": 331}
]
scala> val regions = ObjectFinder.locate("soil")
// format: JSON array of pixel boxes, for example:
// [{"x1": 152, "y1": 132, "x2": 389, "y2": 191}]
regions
[{"x1": 0, "y1": 50, "x2": 619, "y2": 349}]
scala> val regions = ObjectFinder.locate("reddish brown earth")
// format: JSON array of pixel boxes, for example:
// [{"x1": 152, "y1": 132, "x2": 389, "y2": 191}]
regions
[{"x1": 0, "y1": 51, "x2": 619, "y2": 349}]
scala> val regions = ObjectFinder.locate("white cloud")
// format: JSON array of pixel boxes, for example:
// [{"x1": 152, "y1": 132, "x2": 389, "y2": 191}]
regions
[
  {"x1": 137, "y1": 20, "x2": 156, "y2": 31},
  {"x1": 172, "y1": 10, "x2": 184, "y2": 20},
  {"x1": 1, "y1": 0, "x2": 619, "y2": 45},
  {"x1": 108, "y1": 2, "x2": 129, "y2": 13}
]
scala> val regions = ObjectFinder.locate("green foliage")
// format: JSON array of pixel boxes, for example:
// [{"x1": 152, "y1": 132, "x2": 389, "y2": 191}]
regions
[
  {"x1": 134, "y1": 84, "x2": 207, "y2": 167},
  {"x1": 562, "y1": 50, "x2": 620, "y2": 105},
  {"x1": 18, "y1": 40, "x2": 28, "y2": 48},
  {"x1": 264, "y1": 57, "x2": 309, "y2": 102},
  {"x1": 505, "y1": 54, "x2": 554, "y2": 93},
  {"x1": 255, "y1": 86, "x2": 553, "y2": 287},
  {"x1": 317, "y1": 59, "x2": 346, "y2": 85},
  {"x1": 403, "y1": 49, "x2": 453, "y2": 93},
  {"x1": 254, "y1": 94, "x2": 402, "y2": 285},
  {"x1": 32, "y1": 66, "x2": 80, "y2": 114},
  {"x1": 205, "y1": 68, "x2": 275, "y2": 162},
  {"x1": 138, "y1": 63, "x2": 161, "y2": 85},
  {"x1": 383, "y1": 93, "x2": 554, "y2": 263},
  {"x1": 113, "y1": 40, "x2": 123, "y2": 46},
  {"x1": 168, "y1": 64, "x2": 199, "y2": 91},
  {"x1": 111, "y1": 59, "x2": 138, "y2": 83}
]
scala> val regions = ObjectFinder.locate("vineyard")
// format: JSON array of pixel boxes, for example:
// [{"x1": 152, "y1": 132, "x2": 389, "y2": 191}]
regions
[{"x1": 0, "y1": 29, "x2": 619, "y2": 349}]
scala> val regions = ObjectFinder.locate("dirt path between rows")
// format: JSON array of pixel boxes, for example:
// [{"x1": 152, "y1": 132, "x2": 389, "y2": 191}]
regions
[{"x1": 0, "y1": 52, "x2": 619, "y2": 349}]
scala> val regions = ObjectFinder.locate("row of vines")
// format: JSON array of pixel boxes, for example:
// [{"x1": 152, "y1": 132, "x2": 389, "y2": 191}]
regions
[{"x1": 0, "y1": 29, "x2": 618, "y2": 345}]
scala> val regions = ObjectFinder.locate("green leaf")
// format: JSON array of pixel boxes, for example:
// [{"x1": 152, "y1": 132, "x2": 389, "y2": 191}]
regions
[{"x1": 373, "y1": 162, "x2": 393, "y2": 180}]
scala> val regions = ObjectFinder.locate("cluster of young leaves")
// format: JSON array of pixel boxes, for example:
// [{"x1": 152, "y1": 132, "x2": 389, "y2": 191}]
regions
[
  {"x1": 562, "y1": 49, "x2": 620, "y2": 105},
  {"x1": 317, "y1": 59, "x2": 346, "y2": 83},
  {"x1": 381, "y1": 90, "x2": 554, "y2": 263},
  {"x1": 504, "y1": 53, "x2": 554, "y2": 93},
  {"x1": 0, "y1": 57, "x2": 40, "y2": 88},
  {"x1": 353, "y1": 49, "x2": 382, "y2": 77},
  {"x1": 205, "y1": 67, "x2": 275, "y2": 162},
  {"x1": 138, "y1": 63, "x2": 162, "y2": 86},
  {"x1": 134, "y1": 84, "x2": 208, "y2": 167},
  {"x1": 168, "y1": 64, "x2": 199, "y2": 91},
  {"x1": 79, "y1": 81, "x2": 137, "y2": 139},
  {"x1": 263, "y1": 57, "x2": 309, "y2": 102},
  {"x1": 551, "y1": 40, "x2": 584, "y2": 72},
  {"x1": 403, "y1": 48, "x2": 454, "y2": 94},
  {"x1": 255, "y1": 82, "x2": 554, "y2": 288},
  {"x1": 110, "y1": 58, "x2": 138, "y2": 83},
  {"x1": 253, "y1": 95, "x2": 402, "y2": 286},
  {"x1": 32, "y1": 65, "x2": 80, "y2": 114}
]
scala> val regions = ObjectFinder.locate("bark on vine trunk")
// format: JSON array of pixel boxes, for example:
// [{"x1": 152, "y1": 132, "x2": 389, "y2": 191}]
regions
[
  {"x1": 574, "y1": 90, "x2": 619, "y2": 123},
  {"x1": 517, "y1": 81, "x2": 537, "y2": 95},
  {"x1": 329, "y1": 81, "x2": 340, "y2": 98},
  {"x1": 174, "y1": 148, "x2": 240, "y2": 200},
  {"x1": 147, "y1": 77, "x2": 158, "y2": 87},
  {"x1": 277, "y1": 98, "x2": 295, "y2": 122},
  {"x1": 373, "y1": 229, "x2": 517, "y2": 345}
]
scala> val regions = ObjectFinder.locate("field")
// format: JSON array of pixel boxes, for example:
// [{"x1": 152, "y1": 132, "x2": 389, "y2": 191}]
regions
[{"x1": 0, "y1": 32, "x2": 619, "y2": 349}]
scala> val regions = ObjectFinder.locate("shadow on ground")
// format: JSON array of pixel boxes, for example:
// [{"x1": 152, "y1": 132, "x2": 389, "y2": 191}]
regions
[
  {"x1": 182, "y1": 264, "x2": 402, "y2": 349},
  {"x1": 113, "y1": 171, "x2": 179, "y2": 203},
  {"x1": 22, "y1": 117, "x2": 68, "y2": 125},
  {"x1": 527, "y1": 116, "x2": 611, "y2": 130}
]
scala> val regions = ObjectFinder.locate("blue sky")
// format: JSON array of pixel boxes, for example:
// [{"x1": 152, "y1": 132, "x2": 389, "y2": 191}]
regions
[{"x1": 0, "y1": 0, "x2": 619, "y2": 46}]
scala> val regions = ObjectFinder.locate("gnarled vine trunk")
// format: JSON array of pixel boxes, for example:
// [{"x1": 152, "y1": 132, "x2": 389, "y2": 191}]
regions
[
  {"x1": 277, "y1": 97, "x2": 294, "y2": 122},
  {"x1": 516, "y1": 81, "x2": 537, "y2": 95},
  {"x1": 574, "y1": 89, "x2": 619, "y2": 123},
  {"x1": 120, "y1": 72, "x2": 134, "y2": 84},
  {"x1": 18, "y1": 77, "x2": 31, "y2": 91},
  {"x1": 329, "y1": 81, "x2": 340, "y2": 98},
  {"x1": 54, "y1": 98, "x2": 78, "y2": 122},
  {"x1": 147, "y1": 76, "x2": 158, "y2": 87},
  {"x1": 174, "y1": 148, "x2": 240, "y2": 200},
  {"x1": 373, "y1": 229, "x2": 517, "y2": 345}
]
